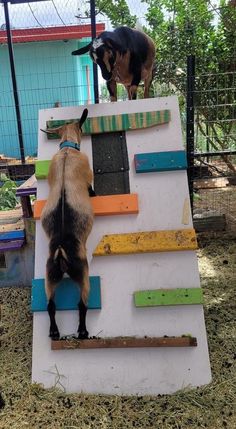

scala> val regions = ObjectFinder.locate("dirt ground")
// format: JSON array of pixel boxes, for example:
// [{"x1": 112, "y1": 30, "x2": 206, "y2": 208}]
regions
[{"x1": 0, "y1": 236, "x2": 235, "y2": 429}]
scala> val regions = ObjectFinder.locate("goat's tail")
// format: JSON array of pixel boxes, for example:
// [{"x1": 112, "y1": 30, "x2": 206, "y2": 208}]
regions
[{"x1": 53, "y1": 245, "x2": 69, "y2": 273}]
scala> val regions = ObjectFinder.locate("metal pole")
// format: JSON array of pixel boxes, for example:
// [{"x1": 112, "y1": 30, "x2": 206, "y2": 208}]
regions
[
  {"x1": 3, "y1": 0, "x2": 25, "y2": 163},
  {"x1": 186, "y1": 55, "x2": 195, "y2": 210},
  {"x1": 90, "y1": 0, "x2": 99, "y2": 104}
]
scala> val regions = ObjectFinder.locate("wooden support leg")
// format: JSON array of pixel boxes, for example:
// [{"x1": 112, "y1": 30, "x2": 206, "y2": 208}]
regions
[{"x1": 20, "y1": 196, "x2": 33, "y2": 218}]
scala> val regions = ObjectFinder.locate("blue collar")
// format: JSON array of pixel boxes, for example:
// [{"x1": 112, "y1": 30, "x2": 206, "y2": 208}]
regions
[{"x1": 60, "y1": 141, "x2": 80, "y2": 151}]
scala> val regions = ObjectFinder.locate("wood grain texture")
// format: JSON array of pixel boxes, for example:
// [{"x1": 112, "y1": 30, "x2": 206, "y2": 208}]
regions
[
  {"x1": 93, "y1": 229, "x2": 198, "y2": 256},
  {"x1": 51, "y1": 336, "x2": 197, "y2": 350},
  {"x1": 46, "y1": 110, "x2": 171, "y2": 138}
]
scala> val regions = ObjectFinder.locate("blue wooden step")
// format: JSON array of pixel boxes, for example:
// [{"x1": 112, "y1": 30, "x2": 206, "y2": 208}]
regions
[
  {"x1": 31, "y1": 277, "x2": 101, "y2": 311},
  {"x1": 0, "y1": 230, "x2": 25, "y2": 242},
  {"x1": 134, "y1": 150, "x2": 187, "y2": 173}
]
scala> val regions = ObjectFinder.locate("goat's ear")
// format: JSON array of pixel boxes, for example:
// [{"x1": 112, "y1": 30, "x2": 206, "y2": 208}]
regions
[
  {"x1": 72, "y1": 42, "x2": 92, "y2": 55},
  {"x1": 104, "y1": 38, "x2": 122, "y2": 52},
  {"x1": 79, "y1": 108, "x2": 88, "y2": 129}
]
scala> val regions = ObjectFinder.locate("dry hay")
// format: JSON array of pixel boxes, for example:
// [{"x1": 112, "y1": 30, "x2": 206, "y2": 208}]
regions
[{"x1": 0, "y1": 239, "x2": 235, "y2": 429}]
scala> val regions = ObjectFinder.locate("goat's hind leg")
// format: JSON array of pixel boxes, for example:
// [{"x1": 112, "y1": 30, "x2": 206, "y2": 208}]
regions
[
  {"x1": 45, "y1": 257, "x2": 63, "y2": 339},
  {"x1": 69, "y1": 258, "x2": 90, "y2": 339},
  {"x1": 78, "y1": 260, "x2": 90, "y2": 339},
  {"x1": 144, "y1": 72, "x2": 153, "y2": 98}
]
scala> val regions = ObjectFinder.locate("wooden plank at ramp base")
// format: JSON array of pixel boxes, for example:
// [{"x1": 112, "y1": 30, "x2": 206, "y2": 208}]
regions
[
  {"x1": 31, "y1": 277, "x2": 101, "y2": 311},
  {"x1": 33, "y1": 194, "x2": 139, "y2": 219},
  {"x1": 134, "y1": 150, "x2": 187, "y2": 173},
  {"x1": 93, "y1": 229, "x2": 198, "y2": 256},
  {"x1": 46, "y1": 110, "x2": 171, "y2": 138},
  {"x1": 134, "y1": 288, "x2": 203, "y2": 307},
  {"x1": 51, "y1": 336, "x2": 198, "y2": 350}
]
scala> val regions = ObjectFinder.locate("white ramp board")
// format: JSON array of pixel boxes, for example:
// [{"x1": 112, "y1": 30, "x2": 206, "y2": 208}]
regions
[{"x1": 32, "y1": 96, "x2": 211, "y2": 395}]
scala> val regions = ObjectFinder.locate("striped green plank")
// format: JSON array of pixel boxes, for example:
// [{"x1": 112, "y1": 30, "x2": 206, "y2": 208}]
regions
[
  {"x1": 45, "y1": 110, "x2": 171, "y2": 139},
  {"x1": 35, "y1": 160, "x2": 51, "y2": 179},
  {"x1": 134, "y1": 288, "x2": 203, "y2": 307}
]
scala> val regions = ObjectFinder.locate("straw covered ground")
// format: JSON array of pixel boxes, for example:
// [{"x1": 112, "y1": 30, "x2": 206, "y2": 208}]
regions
[{"x1": 0, "y1": 237, "x2": 235, "y2": 429}]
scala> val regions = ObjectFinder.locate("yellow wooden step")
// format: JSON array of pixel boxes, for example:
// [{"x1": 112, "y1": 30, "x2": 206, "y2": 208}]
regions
[{"x1": 93, "y1": 229, "x2": 197, "y2": 256}]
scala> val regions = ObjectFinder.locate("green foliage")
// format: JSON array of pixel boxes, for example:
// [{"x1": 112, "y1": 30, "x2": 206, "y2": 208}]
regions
[
  {"x1": 96, "y1": 0, "x2": 137, "y2": 27},
  {"x1": 0, "y1": 174, "x2": 18, "y2": 211},
  {"x1": 100, "y1": 82, "x2": 128, "y2": 102}
]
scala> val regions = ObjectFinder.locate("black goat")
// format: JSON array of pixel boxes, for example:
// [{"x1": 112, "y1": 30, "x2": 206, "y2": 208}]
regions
[{"x1": 72, "y1": 26, "x2": 156, "y2": 101}]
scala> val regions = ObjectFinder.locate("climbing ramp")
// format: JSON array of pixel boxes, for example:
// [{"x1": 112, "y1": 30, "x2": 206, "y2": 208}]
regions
[{"x1": 32, "y1": 96, "x2": 211, "y2": 395}]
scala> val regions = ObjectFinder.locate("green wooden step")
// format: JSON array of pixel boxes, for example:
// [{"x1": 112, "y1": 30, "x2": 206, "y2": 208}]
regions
[{"x1": 134, "y1": 288, "x2": 203, "y2": 307}]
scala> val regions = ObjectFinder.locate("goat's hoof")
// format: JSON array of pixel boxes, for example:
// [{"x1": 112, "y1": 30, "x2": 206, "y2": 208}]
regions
[
  {"x1": 78, "y1": 330, "x2": 89, "y2": 340},
  {"x1": 49, "y1": 330, "x2": 60, "y2": 340}
]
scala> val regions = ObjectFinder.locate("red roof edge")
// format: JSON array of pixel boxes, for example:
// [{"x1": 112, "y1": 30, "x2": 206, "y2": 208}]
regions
[{"x1": 0, "y1": 23, "x2": 105, "y2": 44}]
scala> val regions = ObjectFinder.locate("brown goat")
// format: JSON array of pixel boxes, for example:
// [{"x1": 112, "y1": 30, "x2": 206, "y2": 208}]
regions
[
  {"x1": 72, "y1": 26, "x2": 156, "y2": 101},
  {"x1": 41, "y1": 109, "x2": 94, "y2": 340}
]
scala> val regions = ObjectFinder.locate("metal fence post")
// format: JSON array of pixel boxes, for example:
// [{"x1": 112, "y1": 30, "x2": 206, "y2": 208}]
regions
[
  {"x1": 90, "y1": 0, "x2": 99, "y2": 104},
  {"x1": 3, "y1": 0, "x2": 25, "y2": 163},
  {"x1": 186, "y1": 55, "x2": 195, "y2": 210}
]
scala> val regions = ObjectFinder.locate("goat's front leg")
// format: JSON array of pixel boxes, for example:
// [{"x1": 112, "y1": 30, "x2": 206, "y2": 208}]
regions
[
  {"x1": 78, "y1": 260, "x2": 90, "y2": 339},
  {"x1": 128, "y1": 66, "x2": 141, "y2": 100},
  {"x1": 106, "y1": 79, "x2": 117, "y2": 102}
]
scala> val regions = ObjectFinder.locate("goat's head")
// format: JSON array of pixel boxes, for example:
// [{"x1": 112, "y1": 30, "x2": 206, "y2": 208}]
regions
[
  {"x1": 41, "y1": 108, "x2": 88, "y2": 145},
  {"x1": 72, "y1": 38, "x2": 121, "y2": 81}
]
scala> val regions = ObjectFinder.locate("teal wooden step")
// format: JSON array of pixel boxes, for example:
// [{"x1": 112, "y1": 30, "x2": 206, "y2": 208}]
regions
[
  {"x1": 134, "y1": 150, "x2": 187, "y2": 173},
  {"x1": 31, "y1": 277, "x2": 101, "y2": 311}
]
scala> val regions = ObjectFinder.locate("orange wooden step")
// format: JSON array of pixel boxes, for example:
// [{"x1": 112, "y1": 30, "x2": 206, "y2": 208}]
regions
[{"x1": 34, "y1": 193, "x2": 139, "y2": 220}]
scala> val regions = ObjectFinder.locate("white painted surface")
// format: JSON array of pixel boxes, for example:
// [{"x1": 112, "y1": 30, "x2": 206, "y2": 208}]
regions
[{"x1": 32, "y1": 96, "x2": 211, "y2": 395}]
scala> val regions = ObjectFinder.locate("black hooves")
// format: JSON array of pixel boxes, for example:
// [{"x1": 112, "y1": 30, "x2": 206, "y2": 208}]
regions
[
  {"x1": 49, "y1": 329, "x2": 60, "y2": 340},
  {"x1": 78, "y1": 330, "x2": 89, "y2": 340}
]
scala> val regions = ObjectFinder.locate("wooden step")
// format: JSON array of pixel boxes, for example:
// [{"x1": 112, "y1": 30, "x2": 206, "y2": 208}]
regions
[
  {"x1": 134, "y1": 288, "x2": 203, "y2": 307},
  {"x1": 34, "y1": 194, "x2": 139, "y2": 219},
  {"x1": 0, "y1": 239, "x2": 24, "y2": 252},
  {"x1": 93, "y1": 229, "x2": 197, "y2": 256},
  {"x1": 134, "y1": 150, "x2": 187, "y2": 173},
  {"x1": 45, "y1": 110, "x2": 171, "y2": 139},
  {"x1": 0, "y1": 230, "x2": 25, "y2": 241},
  {"x1": 51, "y1": 336, "x2": 197, "y2": 350},
  {"x1": 31, "y1": 277, "x2": 101, "y2": 311}
]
